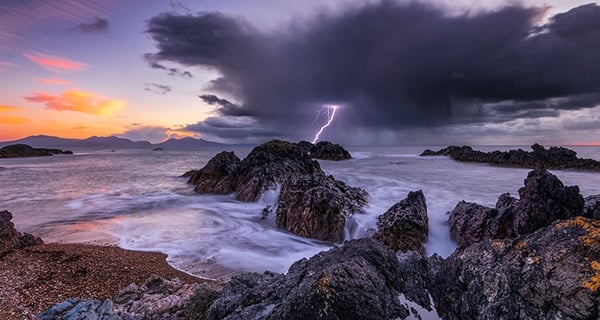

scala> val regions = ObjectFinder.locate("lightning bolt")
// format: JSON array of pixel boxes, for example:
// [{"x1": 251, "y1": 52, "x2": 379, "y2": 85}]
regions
[{"x1": 312, "y1": 105, "x2": 339, "y2": 144}]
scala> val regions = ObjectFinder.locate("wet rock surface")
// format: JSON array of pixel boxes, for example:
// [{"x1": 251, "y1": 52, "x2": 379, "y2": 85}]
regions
[
  {"x1": 185, "y1": 140, "x2": 367, "y2": 242},
  {"x1": 206, "y1": 238, "x2": 437, "y2": 320},
  {"x1": 449, "y1": 169, "x2": 584, "y2": 246},
  {"x1": 432, "y1": 217, "x2": 600, "y2": 320},
  {"x1": 0, "y1": 144, "x2": 73, "y2": 158},
  {"x1": 37, "y1": 299, "x2": 118, "y2": 320},
  {"x1": 374, "y1": 190, "x2": 429, "y2": 254},
  {"x1": 584, "y1": 195, "x2": 600, "y2": 219},
  {"x1": 276, "y1": 174, "x2": 368, "y2": 242},
  {"x1": 421, "y1": 143, "x2": 600, "y2": 171},
  {"x1": 184, "y1": 151, "x2": 241, "y2": 194},
  {"x1": 0, "y1": 210, "x2": 43, "y2": 257}
]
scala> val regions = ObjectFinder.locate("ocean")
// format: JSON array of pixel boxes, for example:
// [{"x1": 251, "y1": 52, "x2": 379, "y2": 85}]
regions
[{"x1": 2, "y1": 145, "x2": 600, "y2": 280}]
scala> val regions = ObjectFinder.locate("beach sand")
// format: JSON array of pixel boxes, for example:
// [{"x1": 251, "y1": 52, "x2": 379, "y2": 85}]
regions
[{"x1": 0, "y1": 243, "x2": 206, "y2": 318}]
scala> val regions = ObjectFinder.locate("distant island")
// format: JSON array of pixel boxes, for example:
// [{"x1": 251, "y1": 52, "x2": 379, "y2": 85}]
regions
[
  {"x1": 0, "y1": 144, "x2": 73, "y2": 158},
  {"x1": 421, "y1": 143, "x2": 600, "y2": 171},
  {"x1": 0, "y1": 135, "x2": 226, "y2": 151}
]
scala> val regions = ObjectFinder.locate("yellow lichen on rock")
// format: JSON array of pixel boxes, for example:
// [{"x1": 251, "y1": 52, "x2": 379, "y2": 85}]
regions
[{"x1": 583, "y1": 260, "x2": 600, "y2": 292}]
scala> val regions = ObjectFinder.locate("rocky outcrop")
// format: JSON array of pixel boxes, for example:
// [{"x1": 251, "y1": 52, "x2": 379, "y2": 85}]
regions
[
  {"x1": 185, "y1": 140, "x2": 368, "y2": 242},
  {"x1": 421, "y1": 143, "x2": 600, "y2": 171},
  {"x1": 184, "y1": 151, "x2": 240, "y2": 194},
  {"x1": 37, "y1": 299, "x2": 117, "y2": 320},
  {"x1": 584, "y1": 195, "x2": 600, "y2": 220},
  {"x1": 0, "y1": 210, "x2": 43, "y2": 256},
  {"x1": 296, "y1": 140, "x2": 352, "y2": 161},
  {"x1": 113, "y1": 275, "x2": 221, "y2": 320},
  {"x1": 0, "y1": 144, "x2": 73, "y2": 158},
  {"x1": 449, "y1": 169, "x2": 584, "y2": 246},
  {"x1": 206, "y1": 238, "x2": 438, "y2": 320},
  {"x1": 373, "y1": 190, "x2": 429, "y2": 254},
  {"x1": 276, "y1": 174, "x2": 368, "y2": 242},
  {"x1": 39, "y1": 239, "x2": 439, "y2": 319},
  {"x1": 432, "y1": 217, "x2": 600, "y2": 320}
]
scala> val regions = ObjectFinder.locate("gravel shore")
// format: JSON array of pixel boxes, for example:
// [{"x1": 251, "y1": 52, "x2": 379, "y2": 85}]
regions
[{"x1": 0, "y1": 243, "x2": 206, "y2": 318}]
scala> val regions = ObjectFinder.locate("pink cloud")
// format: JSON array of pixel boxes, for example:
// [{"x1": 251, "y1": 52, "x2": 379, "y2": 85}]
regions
[
  {"x1": 25, "y1": 52, "x2": 87, "y2": 71},
  {"x1": 38, "y1": 77, "x2": 72, "y2": 86},
  {"x1": 25, "y1": 90, "x2": 125, "y2": 116}
]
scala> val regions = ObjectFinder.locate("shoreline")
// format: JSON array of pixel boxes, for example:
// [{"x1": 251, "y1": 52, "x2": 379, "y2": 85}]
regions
[{"x1": 0, "y1": 242, "x2": 210, "y2": 318}]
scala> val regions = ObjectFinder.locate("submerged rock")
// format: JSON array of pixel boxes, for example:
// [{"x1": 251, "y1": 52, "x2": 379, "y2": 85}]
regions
[
  {"x1": 0, "y1": 210, "x2": 43, "y2": 256},
  {"x1": 432, "y1": 217, "x2": 600, "y2": 320},
  {"x1": 276, "y1": 174, "x2": 368, "y2": 242},
  {"x1": 185, "y1": 140, "x2": 367, "y2": 242},
  {"x1": 206, "y1": 238, "x2": 438, "y2": 320},
  {"x1": 0, "y1": 144, "x2": 73, "y2": 158},
  {"x1": 421, "y1": 143, "x2": 600, "y2": 171},
  {"x1": 449, "y1": 169, "x2": 584, "y2": 246},
  {"x1": 374, "y1": 190, "x2": 429, "y2": 254}
]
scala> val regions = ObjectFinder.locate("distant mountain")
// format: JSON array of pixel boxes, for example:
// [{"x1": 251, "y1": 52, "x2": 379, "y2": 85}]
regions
[
  {"x1": 154, "y1": 137, "x2": 225, "y2": 150},
  {"x1": 0, "y1": 135, "x2": 227, "y2": 150}
]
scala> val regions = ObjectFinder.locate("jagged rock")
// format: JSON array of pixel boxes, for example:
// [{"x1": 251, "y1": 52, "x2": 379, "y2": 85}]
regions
[
  {"x1": 276, "y1": 174, "x2": 368, "y2": 242},
  {"x1": 309, "y1": 141, "x2": 352, "y2": 160},
  {"x1": 185, "y1": 151, "x2": 240, "y2": 194},
  {"x1": 584, "y1": 195, "x2": 600, "y2": 220},
  {"x1": 206, "y1": 238, "x2": 438, "y2": 320},
  {"x1": 449, "y1": 169, "x2": 584, "y2": 246},
  {"x1": 113, "y1": 275, "x2": 221, "y2": 320},
  {"x1": 0, "y1": 144, "x2": 73, "y2": 158},
  {"x1": 432, "y1": 217, "x2": 600, "y2": 320},
  {"x1": 0, "y1": 210, "x2": 43, "y2": 256},
  {"x1": 184, "y1": 140, "x2": 368, "y2": 242},
  {"x1": 37, "y1": 299, "x2": 117, "y2": 320},
  {"x1": 234, "y1": 140, "x2": 321, "y2": 201},
  {"x1": 373, "y1": 190, "x2": 429, "y2": 254},
  {"x1": 296, "y1": 140, "x2": 314, "y2": 153},
  {"x1": 421, "y1": 143, "x2": 600, "y2": 171}
]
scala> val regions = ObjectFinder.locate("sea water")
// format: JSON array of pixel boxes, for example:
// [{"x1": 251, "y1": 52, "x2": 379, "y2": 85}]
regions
[{"x1": 2, "y1": 146, "x2": 600, "y2": 279}]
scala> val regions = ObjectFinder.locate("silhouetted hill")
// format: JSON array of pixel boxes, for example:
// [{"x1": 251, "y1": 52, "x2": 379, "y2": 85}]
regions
[{"x1": 0, "y1": 135, "x2": 226, "y2": 150}]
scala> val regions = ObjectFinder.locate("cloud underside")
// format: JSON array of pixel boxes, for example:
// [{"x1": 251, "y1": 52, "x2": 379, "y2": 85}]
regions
[
  {"x1": 25, "y1": 90, "x2": 124, "y2": 116},
  {"x1": 146, "y1": 2, "x2": 600, "y2": 143}
]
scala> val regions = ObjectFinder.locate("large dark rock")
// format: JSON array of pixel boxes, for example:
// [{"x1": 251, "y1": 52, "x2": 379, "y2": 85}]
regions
[
  {"x1": 184, "y1": 151, "x2": 240, "y2": 194},
  {"x1": 185, "y1": 140, "x2": 368, "y2": 242},
  {"x1": 276, "y1": 174, "x2": 368, "y2": 242},
  {"x1": 234, "y1": 140, "x2": 322, "y2": 201},
  {"x1": 449, "y1": 169, "x2": 584, "y2": 246},
  {"x1": 432, "y1": 217, "x2": 600, "y2": 320},
  {"x1": 0, "y1": 210, "x2": 43, "y2": 256},
  {"x1": 421, "y1": 143, "x2": 600, "y2": 171},
  {"x1": 373, "y1": 190, "x2": 429, "y2": 254},
  {"x1": 0, "y1": 144, "x2": 73, "y2": 158},
  {"x1": 206, "y1": 238, "x2": 438, "y2": 320},
  {"x1": 296, "y1": 141, "x2": 352, "y2": 161}
]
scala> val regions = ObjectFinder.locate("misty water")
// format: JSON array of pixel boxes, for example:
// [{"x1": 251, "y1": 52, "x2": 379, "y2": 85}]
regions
[{"x1": 2, "y1": 145, "x2": 600, "y2": 280}]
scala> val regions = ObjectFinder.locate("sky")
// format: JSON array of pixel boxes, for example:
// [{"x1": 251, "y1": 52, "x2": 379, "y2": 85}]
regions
[{"x1": 1, "y1": 0, "x2": 599, "y2": 145}]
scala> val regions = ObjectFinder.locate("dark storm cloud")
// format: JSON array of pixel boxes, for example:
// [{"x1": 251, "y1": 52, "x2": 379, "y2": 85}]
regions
[
  {"x1": 76, "y1": 17, "x2": 108, "y2": 33},
  {"x1": 146, "y1": 2, "x2": 600, "y2": 141},
  {"x1": 144, "y1": 83, "x2": 171, "y2": 94},
  {"x1": 199, "y1": 94, "x2": 256, "y2": 116}
]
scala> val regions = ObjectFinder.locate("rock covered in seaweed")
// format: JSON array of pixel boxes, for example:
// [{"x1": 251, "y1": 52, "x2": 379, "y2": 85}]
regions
[
  {"x1": 432, "y1": 217, "x2": 600, "y2": 320},
  {"x1": 449, "y1": 169, "x2": 584, "y2": 246},
  {"x1": 0, "y1": 210, "x2": 43, "y2": 256},
  {"x1": 276, "y1": 174, "x2": 368, "y2": 242},
  {"x1": 0, "y1": 144, "x2": 73, "y2": 158},
  {"x1": 373, "y1": 190, "x2": 429, "y2": 254},
  {"x1": 421, "y1": 143, "x2": 600, "y2": 171}
]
